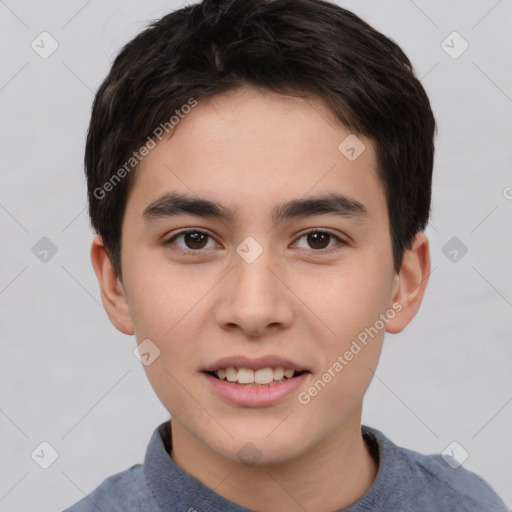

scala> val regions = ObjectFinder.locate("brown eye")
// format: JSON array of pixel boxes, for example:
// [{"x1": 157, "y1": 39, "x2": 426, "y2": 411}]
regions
[
  {"x1": 183, "y1": 232, "x2": 208, "y2": 249},
  {"x1": 306, "y1": 232, "x2": 331, "y2": 249},
  {"x1": 294, "y1": 230, "x2": 346, "y2": 252},
  {"x1": 166, "y1": 230, "x2": 217, "y2": 251}
]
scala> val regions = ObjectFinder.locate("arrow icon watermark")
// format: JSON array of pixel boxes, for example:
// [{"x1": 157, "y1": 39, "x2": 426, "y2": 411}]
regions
[
  {"x1": 338, "y1": 134, "x2": 366, "y2": 161},
  {"x1": 134, "y1": 338, "x2": 161, "y2": 366},
  {"x1": 236, "y1": 236, "x2": 263, "y2": 263}
]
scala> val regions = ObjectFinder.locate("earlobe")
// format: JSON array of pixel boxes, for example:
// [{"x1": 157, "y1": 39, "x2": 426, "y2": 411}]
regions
[
  {"x1": 90, "y1": 235, "x2": 135, "y2": 335},
  {"x1": 386, "y1": 233, "x2": 431, "y2": 334}
]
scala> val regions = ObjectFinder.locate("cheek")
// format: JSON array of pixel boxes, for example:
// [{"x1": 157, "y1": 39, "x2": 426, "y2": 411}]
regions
[
  {"x1": 295, "y1": 258, "x2": 392, "y2": 398},
  {"x1": 298, "y1": 303, "x2": 385, "y2": 424},
  {"x1": 127, "y1": 257, "x2": 214, "y2": 338},
  {"x1": 317, "y1": 261, "x2": 392, "y2": 403},
  {"x1": 126, "y1": 263, "x2": 212, "y2": 402},
  {"x1": 302, "y1": 259, "x2": 393, "y2": 341},
  {"x1": 138, "y1": 321, "x2": 204, "y2": 420}
]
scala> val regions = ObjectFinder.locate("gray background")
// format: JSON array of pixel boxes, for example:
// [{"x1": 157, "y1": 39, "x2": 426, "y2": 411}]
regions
[{"x1": 0, "y1": 0, "x2": 511, "y2": 510}]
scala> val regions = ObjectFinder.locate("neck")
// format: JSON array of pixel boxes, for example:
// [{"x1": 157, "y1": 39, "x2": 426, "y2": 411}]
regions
[{"x1": 170, "y1": 413, "x2": 378, "y2": 512}]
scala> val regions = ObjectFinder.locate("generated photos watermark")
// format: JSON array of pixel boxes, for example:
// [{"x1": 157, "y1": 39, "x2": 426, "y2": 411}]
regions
[
  {"x1": 93, "y1": 98, "x2": 198, "y2": 200},
  {"x1": 298, "y1": 302, "x2": 403, "y2": 405}
]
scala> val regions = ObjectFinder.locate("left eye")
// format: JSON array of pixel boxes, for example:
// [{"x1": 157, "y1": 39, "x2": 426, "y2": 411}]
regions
[{"x1": 294, "y1": 231, "x2": 345, "y2": 251}]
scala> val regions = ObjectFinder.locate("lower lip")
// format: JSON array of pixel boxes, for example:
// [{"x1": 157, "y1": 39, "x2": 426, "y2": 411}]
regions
[{"x1": 202, "y1": 372, "x2": 310, "y2": 407}]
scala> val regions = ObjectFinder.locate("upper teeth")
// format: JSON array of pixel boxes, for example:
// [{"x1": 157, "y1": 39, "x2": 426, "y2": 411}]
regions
[{"x1": 216, "y1": 367, "x2": 295, "y2": 384}]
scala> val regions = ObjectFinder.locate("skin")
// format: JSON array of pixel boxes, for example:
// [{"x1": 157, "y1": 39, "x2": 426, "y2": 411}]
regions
[{"x1": 91, "y1": 86, "x2": 430, "y2": 512}]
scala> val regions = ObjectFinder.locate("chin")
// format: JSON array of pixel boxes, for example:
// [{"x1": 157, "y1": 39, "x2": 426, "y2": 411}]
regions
[{"x1": 208, "y1": 422, "x2": 311, "y2": 466}]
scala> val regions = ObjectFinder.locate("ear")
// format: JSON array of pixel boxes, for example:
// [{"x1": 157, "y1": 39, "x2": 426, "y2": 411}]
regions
[
  {"x1": 385, "y1": 232, "x2": 430, "y2": 334},
  {"x1": 90, "y1": 235, "x2": 134, "y2": 335}
]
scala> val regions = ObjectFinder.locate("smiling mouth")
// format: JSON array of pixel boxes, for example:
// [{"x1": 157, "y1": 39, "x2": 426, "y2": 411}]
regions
[{"x1": 205, "y1": 367, "x2": 309, "y2": 386}]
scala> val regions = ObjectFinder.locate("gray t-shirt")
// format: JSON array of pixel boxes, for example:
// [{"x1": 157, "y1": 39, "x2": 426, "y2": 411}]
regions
[{"x1": 64, "y1": 420, "x2": 508, "y2": 511}]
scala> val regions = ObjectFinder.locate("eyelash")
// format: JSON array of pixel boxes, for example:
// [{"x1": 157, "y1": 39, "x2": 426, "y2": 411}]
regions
[{"x1": 164, "y1": 228, "x2": 347, "y2": 255}]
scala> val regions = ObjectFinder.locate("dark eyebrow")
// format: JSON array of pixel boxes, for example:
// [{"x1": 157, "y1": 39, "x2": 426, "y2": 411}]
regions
[
  {"x1": 271, "y1": 193, "x2": 368, "y2": 224},
  {"x1": 143, "y1": 193, "x2": 237, "y2": 222},
  {"x1": 142, "y1": 192, "x2": 368, "y2": 224}
]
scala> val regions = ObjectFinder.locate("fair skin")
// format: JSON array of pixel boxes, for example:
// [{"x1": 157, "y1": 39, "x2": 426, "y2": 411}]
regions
[{"x1": 91, "y1": 86, "x2": 430, "y2": 512}]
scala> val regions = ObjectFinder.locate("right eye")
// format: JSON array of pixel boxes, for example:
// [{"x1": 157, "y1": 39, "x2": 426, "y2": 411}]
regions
[{"x1": 164, "y1": 229, "x2": 220, "y2": 252}]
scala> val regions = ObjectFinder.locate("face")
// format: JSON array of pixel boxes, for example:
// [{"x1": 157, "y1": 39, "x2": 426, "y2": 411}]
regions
[{"x1": 103, "y1": 87, "x2": 418, "y2": 465}]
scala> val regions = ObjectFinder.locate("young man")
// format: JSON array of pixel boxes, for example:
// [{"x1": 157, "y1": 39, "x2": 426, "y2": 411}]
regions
[{"x1": 65, "y1": 0, "x2": 508, "y2": 510}]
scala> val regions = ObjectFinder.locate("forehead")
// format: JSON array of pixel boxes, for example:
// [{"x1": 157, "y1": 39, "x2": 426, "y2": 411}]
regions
[{"x1": 127, "y1": 87, "x2": 386, "y2": 224}]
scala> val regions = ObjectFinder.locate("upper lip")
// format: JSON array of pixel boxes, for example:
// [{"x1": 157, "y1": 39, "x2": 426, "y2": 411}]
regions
[{"x1": 203, "y1": 355, "x2": 309, "y2": 372}]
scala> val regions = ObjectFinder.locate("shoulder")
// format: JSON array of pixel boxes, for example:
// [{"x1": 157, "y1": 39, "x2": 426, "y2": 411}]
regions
[
  {"x1": 62, "y1": 464, "x2": 159, "y2": 512},
  {"x1": 368, "y1": 427, "x2": 508, "y2": 512},
  {"x1": 409, "y1": 451, "x2": 507, "y2": 510}
]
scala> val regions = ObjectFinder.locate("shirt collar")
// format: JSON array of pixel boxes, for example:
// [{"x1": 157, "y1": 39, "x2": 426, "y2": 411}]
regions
[
  {"x1": 143, "y1": 420, "x2": 406, "y2": 511},
  {"x1": 143, "y1": 420, "x2": 252, "y2": 511}
]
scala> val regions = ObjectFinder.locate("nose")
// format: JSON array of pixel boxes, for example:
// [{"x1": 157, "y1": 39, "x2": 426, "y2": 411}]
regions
[{"x1": 213, "y1": 245, "x2": 294, "y2": 338}]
